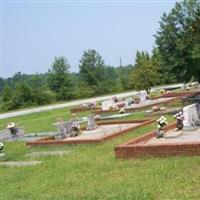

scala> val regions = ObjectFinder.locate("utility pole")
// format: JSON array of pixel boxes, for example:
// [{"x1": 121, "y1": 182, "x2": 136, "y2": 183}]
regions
[{"x1": 119, "y1": 57, "x2": 122, "y2": 68}]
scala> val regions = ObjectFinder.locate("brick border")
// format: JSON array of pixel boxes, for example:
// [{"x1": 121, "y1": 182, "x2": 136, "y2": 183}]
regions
[
  {"x1": 152, "y1": 91, "x2": 200, "y2": 100},
  {"x1": 26, "y1": 119, "x2": 155, "y2": 147},
  {"x1": 115, "y1": 123, "x2": 200, "y2": 159}
]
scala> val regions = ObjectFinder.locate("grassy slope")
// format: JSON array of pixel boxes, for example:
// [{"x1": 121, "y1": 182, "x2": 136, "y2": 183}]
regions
[
  {"x1": 0, "y1": 106, "x2": 200, "y2": 199},
  {"x1": 0, "y1": 108, "x2": 90, "y2": 133}
]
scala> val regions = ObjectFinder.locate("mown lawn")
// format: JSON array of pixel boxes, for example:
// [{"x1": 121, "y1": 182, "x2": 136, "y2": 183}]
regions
[
  {"x1": 0, "y1": 106, "x2": 200, "y2": 200},
  {"x1": 0, "y1": 108, "x2": 90, "y2": 133}
]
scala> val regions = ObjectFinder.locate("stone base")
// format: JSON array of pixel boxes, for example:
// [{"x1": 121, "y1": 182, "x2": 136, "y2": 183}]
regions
[
  {"x1": 156, "y1": 130, "x2": 164, "y2": 138},
  {"x1": 87, "y1": 125, "x2": 98, "y2": 131},
  {"x1": 54, "y1": 134, "x2": 66, "y2": 140},
  {"x1": 183, "y1": 126, "x2": 199, "y2": 131},
  {"x1": 164, "y1": 130, "x2": 183, "y2": 138}
]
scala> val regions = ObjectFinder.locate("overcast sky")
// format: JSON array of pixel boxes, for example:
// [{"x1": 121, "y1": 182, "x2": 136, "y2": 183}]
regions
[{"x1": 1, "y1": 0, "x2": 177, "y2": 78}]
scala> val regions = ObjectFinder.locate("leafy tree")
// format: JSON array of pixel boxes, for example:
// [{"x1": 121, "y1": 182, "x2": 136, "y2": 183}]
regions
[
  {"x1": 152, "y1": 48, "x2": 177, "y2": 84},
  {"x1": 72, "y1": 79, "x2": 94, "y2": 99},
  {"x1": 115, "y1": 65, "x2": 134, "y2": 90},
  {"x1": 79, "y1": 49, "x2": 105, "y2": 93},
  {"x1": 155, "y1": 0, "x2": 200, "y2": 82},
  {"x1": 134, "y1": 51, "x2": 150, "y2": 68},
  {"x1": 48, "y1": 57, "x2": 73, "y2": 100},
  {"x1": 0, "y1": 78, "x2": 5, "y2": 93},
  {"x1": 1, "y1": 85, "x2": 14, "y2": 111},
  {"x1": 130, "y1": 51, "x2": 160, "y2": 94},
  {"x1": 13, "y1": 82, "x2": 33, "y2": 107},
  {"x1": 98, "y1": 66, "x2": 123, "y2": 94}
]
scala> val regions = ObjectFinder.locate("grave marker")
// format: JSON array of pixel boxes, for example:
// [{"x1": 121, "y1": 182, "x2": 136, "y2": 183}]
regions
[
  {"x1": 87, "y1": 114, "x2": 97, "y2": 130},
  {"x1": 183, "y1": 103, "x2": 200, "y2": 130},
  {"x1": 101, "y1": 99, "x2": 115, "y2": 111}
]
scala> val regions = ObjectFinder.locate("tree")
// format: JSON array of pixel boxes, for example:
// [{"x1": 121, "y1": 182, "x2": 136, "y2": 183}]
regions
[
  {"x1": 155, "y1": 0, "x2": 200, "y2": 83},
  {"x1": 13, "y1": 82, "x2": 33, "y2": 107},
  {"x1": 48, "y1": 57, "x2": 73, "y2": 100},
  {"x1": 130, "y1": 51, "x2": 160, "y2": 94},
  {"x1": 116, "y1": 65, "x2": 134, "y2": 90},
  {"x1": 1, "y1": 85, "x2": 14, "y2": 111},
  {"x1": 152, "y1": 48, "x2": 177, "y2": 84},
  {"x1": 79, "y1": 49, "x2": 105, "y2": 93},
  {"x1": 0, "y1": 78, "x2": 5, "y2": 94}
]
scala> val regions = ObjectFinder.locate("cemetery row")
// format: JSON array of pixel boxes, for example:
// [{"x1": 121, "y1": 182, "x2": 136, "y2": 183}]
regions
[{"x1": 0, "y1": 89, "x2": 200, "y2": 159}]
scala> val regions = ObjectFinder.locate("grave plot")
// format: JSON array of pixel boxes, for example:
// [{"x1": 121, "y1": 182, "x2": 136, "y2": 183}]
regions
[
  {"x1": 152, "y1": 91, "x2": 200, "y2": 100},
  {"x1": 115, "y1": 103, "x2": 200, "y2": 158},
  {"x1": 145, "y1": 107, "x2": 181, "y2": 116},
  {"x1": 115, "y1": 123, "x2": 200, "y2": 159},
  {"x1": 26, "y1": 119, "x2": 154, "y2": 147},
  {"x1": 94, "y1": 97, "x2": 178, "y2": 114},
  {"x1": 0, "y1": 130, "x2": 58, "y2": 142}
]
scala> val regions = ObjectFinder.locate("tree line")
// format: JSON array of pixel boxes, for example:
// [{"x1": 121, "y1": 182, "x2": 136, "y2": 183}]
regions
[{"x1": 0, "y1": 0, "x2": 199, "y2": 111}]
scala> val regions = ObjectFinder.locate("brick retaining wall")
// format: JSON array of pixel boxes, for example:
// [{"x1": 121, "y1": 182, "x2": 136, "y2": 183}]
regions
[
  {"x1": 26, "y1": 119, "x2": 155, "y2": 147},
  {"x1": 115, "y1": 123, "x2": 200, "y2": 158}
]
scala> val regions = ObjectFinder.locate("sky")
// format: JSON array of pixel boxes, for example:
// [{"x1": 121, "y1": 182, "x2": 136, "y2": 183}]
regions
[{"x1": 1, "y1": 0, "x2": 178, "y2": 78}]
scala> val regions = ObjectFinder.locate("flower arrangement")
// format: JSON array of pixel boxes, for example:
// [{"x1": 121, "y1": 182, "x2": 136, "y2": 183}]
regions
[
  {"x1": 174, "y1": 111, "x2": 184, "y2": 121},
  {"x1": 160, "y1": 89, "x2": 165, "y2": 94},
  {"x1": 0, "y1": 142, "x2": 4, "y2": 152},
  {"x1": 157, "y1": 116, "x2": 168, "y2": 129},
  {"x1": 174, "y1": 111, "x2": 184, "y2": 130},
  {"x1": 156, "y1": 116, "x2": 168, "y2": 138}
]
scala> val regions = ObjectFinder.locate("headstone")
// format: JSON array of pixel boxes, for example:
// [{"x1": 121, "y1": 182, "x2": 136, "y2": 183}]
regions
[
  {"x1": 139, "y1": 92, "x2": 147, "y2": 102},
  {"x1": 196, "y1": 103, "x2": 200, "y2": 119},
  {"x1": 54, "y1": 121, "x2": 68, "y2": 140},
  {"x1": 0, "y1": 128, "x2": 25, "y2": 141},
  {"x1": 101, "y1": 99, "x2": 115, "y2": 111},
  {"x1": 183, "y1": 103, "x2": 200, "y2": 131},
  {"x1": 89, "y1": 101, "x2": 96, "y2": 108},
  {"x1": 0, "y1": 129, "x2": 11, "y2": 140},
  {"x1": 54, "y1": 119, "x2": 81, "y2": 139},
  {"x1": 87, "y1": 114, "x2": 97, "y2": 130}
]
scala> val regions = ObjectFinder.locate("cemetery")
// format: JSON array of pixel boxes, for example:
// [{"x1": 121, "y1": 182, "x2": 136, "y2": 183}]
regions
[
  {"x1": 94, "y1": 96, "x2": 178, "y2": 114},
  {"x1": 1, "y1": 0, "x2": 200, "y2": 198},
  {"x1": 0, "y1": 87, "x2": 200, "y2": 199},
  {"x1": 152, "y1": 90, "x2": 200, "y2": 100},
  {"x1": 115, "y1": 103, "x2": 200, "y2": 159},
  {"x1": 26, "y1": 116, "x2": 155, "y2": 146}
]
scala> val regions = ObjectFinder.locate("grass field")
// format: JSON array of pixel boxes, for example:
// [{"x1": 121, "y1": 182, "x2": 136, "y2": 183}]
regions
[
  {"x1": 0, "y1": 108, "x2": 90, "y2": 133},
  {"x1": 0, "y1": 104, "x2": 200, "y2": 200}
]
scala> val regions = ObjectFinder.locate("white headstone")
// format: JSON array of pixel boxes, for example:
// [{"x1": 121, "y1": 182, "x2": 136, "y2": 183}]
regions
[
  {"x1": 87, "y1": 115, "x2": 97, "y2": 130},
  {"x1": 101, "y1": 99, "x2": 115, "y2": 111},
  {"x1": 139, "y1": 91, "x2": 147, "y2": 102},
  {"x1": 183, "y1": 103, "x2": 200, "y2": 130}
]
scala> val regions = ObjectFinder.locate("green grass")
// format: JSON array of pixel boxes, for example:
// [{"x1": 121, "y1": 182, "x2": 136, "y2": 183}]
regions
[
  {"x1": 1, "y1": 122, "x2": 200, "y2": 200},
  {"x1": 0, "y1": 103, "x2": 200, "y2": 199},
  {"x1": 0, "y1": 108, "x2": 90, "y2": 133}
]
